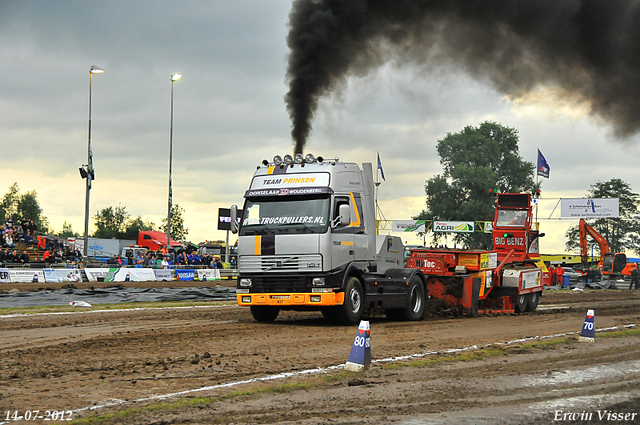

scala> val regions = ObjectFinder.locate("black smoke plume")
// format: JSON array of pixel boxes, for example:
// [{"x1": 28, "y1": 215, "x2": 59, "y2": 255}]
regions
[{"x1": 285, "y1": 0, "x2": 640, "y2": 154}]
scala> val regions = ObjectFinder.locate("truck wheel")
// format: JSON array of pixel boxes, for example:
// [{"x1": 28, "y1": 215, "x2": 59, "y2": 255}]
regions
[
  {"x1": 250, "y1": 306, "x2": 280, "y2": 322},
  {"x1": 526, "y1": 292, "x2": 540, "y2": 312},
  {"x1": 386, "y1": 276, "x2": 425, "y2": 321},
  {"x1": 335, "y1": 277, "x2": 364, "y2": 324},
  {"x1": 514, "y1": 293, "x2": 528, "y2": 313}
]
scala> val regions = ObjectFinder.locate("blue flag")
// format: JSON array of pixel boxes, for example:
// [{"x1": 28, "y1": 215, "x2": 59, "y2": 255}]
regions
[
  {"x1": 537, "y1": 149, "x2": 550, "y2": 178},
  {"x1": 377, "y1": 153, "x2": 386, "y2": 181}
]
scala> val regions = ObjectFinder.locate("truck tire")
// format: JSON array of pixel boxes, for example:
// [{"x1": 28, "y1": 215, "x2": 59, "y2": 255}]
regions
[
  {"x1": 385, "y1": 276, "x2": 425, "y2": 321},
  {"x1": 526, "y1": 292, "x2": 540, "y2": 312},
  {"x1": 250, "y1": 306, "x2": 280, "y2": 322},
  {"x1": 335, "y1": 277, "x2": 364, "y2": 324},
  {"x1": 514, "y1": 293, "x2": 528, "y2": 313}
]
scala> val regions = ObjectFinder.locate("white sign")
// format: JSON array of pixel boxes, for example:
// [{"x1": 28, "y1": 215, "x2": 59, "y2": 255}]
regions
[
  {"x1": 522, "y1": 270, "x2": 541, "y2": 289},
  {"x1": 44, "y1": 269, "x2": 83, "y2": 283},
  {"x1": 197, "y1": 269, "x2": 221, "y2": 281},
  {"x1": 0, "y1": 268, "x2": 10, "y2": 283},
  {"x1": 250, "y1": 172, "x2": 330, "y2": 190},
  {"x1": 433, "y1": 221, "x2": 475, "y2": 233},
  {"x1": 154, "y1": 269, "x2": 173, "y2": 281},
  {"x1": 9, "y1": 269, "x2": 45, "y2": 283},
  {"x1": 560, "y1": 198, "x2": 619, "y2": 218},
  {"x1": 111, "y1": 268, "x2": 157, "y2": 282},
  {"x1": 392, "y1": 220, "x2": 426, "y2": 232}
]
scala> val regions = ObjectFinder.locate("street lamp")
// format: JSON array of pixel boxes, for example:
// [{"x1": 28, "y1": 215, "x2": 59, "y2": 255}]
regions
[
  {"x1": 167, "y1": 73, "x2": 182, "y2": 256},
  {"x1": 81, "y1": 65, "x2": 104, "y2": 268}
]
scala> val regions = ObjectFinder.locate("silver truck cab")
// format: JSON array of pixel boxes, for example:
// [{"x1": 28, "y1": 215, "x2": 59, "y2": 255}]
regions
[{"x1": 233, "y1": 153, "x2": 426, "y2": 323}]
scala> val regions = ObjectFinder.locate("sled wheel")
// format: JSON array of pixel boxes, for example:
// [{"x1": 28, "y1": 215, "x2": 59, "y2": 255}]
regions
[
  {"x1": 526, "y1": 291, "x2": 540, "y2": 312},
  {"x1": 514, "y1": 293, "x2": 528, "y2": 313}
]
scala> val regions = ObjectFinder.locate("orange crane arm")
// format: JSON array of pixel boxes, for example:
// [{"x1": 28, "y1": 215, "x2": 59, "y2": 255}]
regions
[{"x1": 579, "y1": 218, "x2": 610, "y2": 263}]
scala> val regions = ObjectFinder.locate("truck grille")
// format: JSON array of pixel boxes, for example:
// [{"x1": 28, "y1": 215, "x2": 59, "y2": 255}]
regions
[
  {"x1": 239, "y1": 255, "x2": 323, "y2": 273},
  {"x1": 252, "y1": 275, "x2": 308, "y2": 293}
]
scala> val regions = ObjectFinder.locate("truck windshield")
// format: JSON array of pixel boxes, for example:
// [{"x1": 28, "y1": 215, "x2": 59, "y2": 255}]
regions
[
  {"x1": 239, "y1": 196, "x2": 330, "y2": 235},
  {"x1": 496, "y1": 209, "x2": 528, "y2": 227}
]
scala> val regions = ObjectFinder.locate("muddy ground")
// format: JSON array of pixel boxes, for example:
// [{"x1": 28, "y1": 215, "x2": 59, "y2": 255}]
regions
[{"x1": 1, "y1": 289, "x2": 640, "y2": 424}]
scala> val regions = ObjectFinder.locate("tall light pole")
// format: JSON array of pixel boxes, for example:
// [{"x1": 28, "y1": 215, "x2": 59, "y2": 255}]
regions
[
  {"x1": 82, "y1": 65, "x2": 104, "y2": 268},
  {"x1": 167, "y1": 73, "x2": 182, "y2": 256}
]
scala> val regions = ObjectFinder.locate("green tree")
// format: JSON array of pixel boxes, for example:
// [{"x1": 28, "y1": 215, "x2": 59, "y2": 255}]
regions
[
  {"x1": 161, "y1": 204, "x2": 189, "y2": 242},
  {"x1": 0, "y1": 183, "x2": 20, "y2": 223},
  {"x1": 565, "y1": 179, "x2": 640, "y2": 255},
  {"x1": 93, "y1": 204, "x2": 130, "y2": 239},
  {"x1": 0, "y1": 183, "x2": 50, "y2": 233},
  {"x1": 93, "y1": 204, "x2": 158, "y2": 240},
  {"x1": 57, "y1": 221, "x2": 79, "y2": 239},
  {"x1": 122, "y1": 216, "x2": 156, "y2": 240},
  {"x1": 414, "y1": 121, "x2": 536, "y2": 249}
]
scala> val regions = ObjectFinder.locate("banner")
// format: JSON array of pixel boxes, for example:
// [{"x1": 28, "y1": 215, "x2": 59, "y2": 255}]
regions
[
  {"x1": 111, "y1": 268, "x2": 157, "y2": 282},
  {"x1": 218, "y1": 208, "x2": 244, "y2": 231},
  {"x1": 154, "y1": 269, "x2": 173, "y2": 281},
  {"x1": 560, "y1": 198, "x2": 619, "y2": 218},
  {"x1": 175, "y1": 269, "x2": 195, "y2": 281},
  {"x1": 433, "y1": 221, "x2": 475, "y2": 233},
  {"x1": 0, "y1": 268, "x2": 10, "y2": 283},
  {"x1": 392, "y1": 220, "x2": 426, "y2": 232},
  {"x1": 85, "y1": 268, "x2": 118, "y2": 282},
  {"x1": 9, "y1": 269, "x2": 45, "y2": 283},
  {"x1": 44, "y1": 269, "x2": 83, "y2": 283},
  {"x1": 483, "y1": 222, "x2": 493, "y2": 233},
  {"x1": 197, "y1": 269, "x2": 221, "y2": 281}
]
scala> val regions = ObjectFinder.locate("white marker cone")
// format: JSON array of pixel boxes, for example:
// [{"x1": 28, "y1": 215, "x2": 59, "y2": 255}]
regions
[
  {"x1": 578, "y1": 309, "x2": 595, "y2": 342},
  {"x1": 345, "y1": 320, "x2": 371, "y2": 372}
]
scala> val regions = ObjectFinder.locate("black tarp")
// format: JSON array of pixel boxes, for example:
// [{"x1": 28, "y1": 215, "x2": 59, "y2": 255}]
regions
[{"x1": 0, "y1": 286, "x2": 237, "y2": 308}]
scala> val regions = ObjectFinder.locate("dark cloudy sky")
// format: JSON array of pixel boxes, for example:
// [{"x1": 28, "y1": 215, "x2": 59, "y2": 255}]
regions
[{"x1": 1, "y1": 0, "x2": 639, "y2": 252}]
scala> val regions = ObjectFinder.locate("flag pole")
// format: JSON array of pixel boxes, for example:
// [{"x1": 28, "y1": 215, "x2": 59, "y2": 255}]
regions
[
  {"x1": 535, "y1": 153, "x2": 539, "y2": 225},
  {"x1": 375, "y1": 152, "x2": 380, "y2": 231}
]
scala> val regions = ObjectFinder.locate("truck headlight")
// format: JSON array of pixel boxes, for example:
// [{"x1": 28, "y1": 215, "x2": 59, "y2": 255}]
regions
[
  {"x1": 312, "y1": 277, "x2": 325, "y2": 286},
  {"x1": 239, "y1": 278, "x2": 253, "y2": 288}
]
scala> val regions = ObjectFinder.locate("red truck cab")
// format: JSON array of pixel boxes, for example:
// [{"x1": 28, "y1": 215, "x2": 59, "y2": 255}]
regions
[{"x1": 138, "y1": 230, "x2": 181, "y2": 251}]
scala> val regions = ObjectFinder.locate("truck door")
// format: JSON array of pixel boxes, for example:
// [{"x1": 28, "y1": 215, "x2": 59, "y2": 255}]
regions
[{"x1": 331, "y1": 195, "x2": 355, "y2": 268}]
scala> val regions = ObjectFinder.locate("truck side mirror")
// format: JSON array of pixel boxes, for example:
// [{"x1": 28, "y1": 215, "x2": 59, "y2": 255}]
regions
[
  {"x1": 333, "y1": 203, "x2": 351, "y2": 228},
  {"x1": 230, "y1": 205, "x2": 238, "y2": 234}
]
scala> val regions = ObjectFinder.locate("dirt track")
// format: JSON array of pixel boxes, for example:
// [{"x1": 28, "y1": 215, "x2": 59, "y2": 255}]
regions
[{"x1": 1, "y1": 289, "x2": 640, "y2": 424}]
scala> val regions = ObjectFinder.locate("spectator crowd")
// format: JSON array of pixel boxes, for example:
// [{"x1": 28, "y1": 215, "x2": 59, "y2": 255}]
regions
[
  {"x1": 2, "y1": 215, "x2": 237, "y2": 270},
  {"x1": 109, "y1": 248, "x2": 235, "y2": 270},
  {"x1": 0, "y1": 215, "x2": 81, "y2": 267}
]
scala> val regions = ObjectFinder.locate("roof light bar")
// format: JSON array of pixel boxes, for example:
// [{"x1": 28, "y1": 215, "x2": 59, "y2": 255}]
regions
[{"x1": 261, "y1": 153, "x2": 338, "y2": 167}]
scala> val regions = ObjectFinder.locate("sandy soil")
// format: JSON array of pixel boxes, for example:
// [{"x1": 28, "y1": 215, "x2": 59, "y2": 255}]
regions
[{"x1": 1, "y1": 289, "x2": 640, "y2": 424}]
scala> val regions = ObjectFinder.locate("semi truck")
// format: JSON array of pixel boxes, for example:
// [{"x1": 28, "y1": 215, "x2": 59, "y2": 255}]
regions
[
  {"x1": 231, "y1": 153, "x2": 425, "y2": 324},
  {"x1": 231, "y1": 154, "x2": 547, "y2": 323}
]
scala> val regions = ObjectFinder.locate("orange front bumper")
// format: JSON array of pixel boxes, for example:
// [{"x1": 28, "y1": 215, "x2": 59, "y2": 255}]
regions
[{"x1": 236, "y1": 292, "x2": 345, "y2": 307}]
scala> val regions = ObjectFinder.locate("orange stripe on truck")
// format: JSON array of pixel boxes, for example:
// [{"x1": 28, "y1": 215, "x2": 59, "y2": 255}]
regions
[{"x1": 255, "y1": 235, "x2": 261, "y2": 255}]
